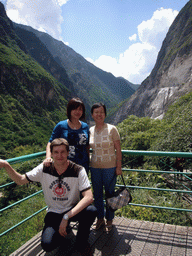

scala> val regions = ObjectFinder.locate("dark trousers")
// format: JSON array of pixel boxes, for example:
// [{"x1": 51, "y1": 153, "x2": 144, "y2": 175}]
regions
[{"x1": 41, "y1": 205, "x2": 97, "y2": 252}]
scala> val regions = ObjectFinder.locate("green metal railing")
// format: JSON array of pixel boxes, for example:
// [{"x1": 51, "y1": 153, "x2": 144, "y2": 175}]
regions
[{"x1": 0, "y1": 150, "x2": 192, "y2": 238}]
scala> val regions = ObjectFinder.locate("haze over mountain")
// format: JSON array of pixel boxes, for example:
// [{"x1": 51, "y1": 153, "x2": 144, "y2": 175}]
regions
[
  {"x1": 12, "y1": 22, "x2": 136, "y2": 119},
  {"x1": 110, "y1": 0, "x2": 192, "y2": 125}
]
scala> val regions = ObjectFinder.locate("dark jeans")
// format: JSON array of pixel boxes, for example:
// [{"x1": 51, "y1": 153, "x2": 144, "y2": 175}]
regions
[
  {"x1": 41, "y1": 205, "x2": 97, "y2": 252},
  {"x1": 90, "y1": 167, "x2": 116, "y2": 221}
]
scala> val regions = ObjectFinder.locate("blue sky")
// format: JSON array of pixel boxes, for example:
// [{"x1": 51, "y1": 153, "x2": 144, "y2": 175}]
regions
[{"x1": 1, "y1": 0, "x2": 189, "y2": 84}]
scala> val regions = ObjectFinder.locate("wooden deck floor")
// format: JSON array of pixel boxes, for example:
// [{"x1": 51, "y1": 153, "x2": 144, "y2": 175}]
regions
[{"x1": 10, "y1": 217, "x2": 192, "y2": 256}]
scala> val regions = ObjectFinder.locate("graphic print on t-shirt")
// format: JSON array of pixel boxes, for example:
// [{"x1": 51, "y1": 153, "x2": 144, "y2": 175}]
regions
[
  {"x1": 50, "y1": 179, "x2": 70, "y2": 201},
  {"x1": 53, "y1": 184, "x2": 66, "y2": 197},
  {"x1": 79, "y1": 133, "x2": 87, "y2": 145}
]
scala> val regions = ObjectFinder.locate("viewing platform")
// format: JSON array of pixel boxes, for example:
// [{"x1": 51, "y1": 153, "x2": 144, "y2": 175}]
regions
[
  {"x1": 10, "y1": 216, "x2": 192, "y2": 256},
  {"x1": 1, "y1": 150, "x2": 191, "y2": 255}
]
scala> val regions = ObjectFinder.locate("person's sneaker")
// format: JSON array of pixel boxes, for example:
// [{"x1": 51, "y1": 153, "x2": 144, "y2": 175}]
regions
[{"x1": 105, "y1": 220, "x2": 113, "y2": 233}]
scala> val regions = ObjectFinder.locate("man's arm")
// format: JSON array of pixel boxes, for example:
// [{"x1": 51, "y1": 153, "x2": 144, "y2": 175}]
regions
[
  {"x1": 59, "y1": 188, "x2": 93, "y2": 237},
  {"x1": 0, "y1": 160, "x2": 29, "y2": 185}
]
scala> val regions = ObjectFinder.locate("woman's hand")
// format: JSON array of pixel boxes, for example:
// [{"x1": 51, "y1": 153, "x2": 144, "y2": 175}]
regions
[
  {"x1": 43, "y1": 157, "x2": 53, "y2": 167},
  {"x1": 0, "y1": 159, "x2": 8, "y2": 169},
  {"x1": 116, "y1": 166, "x2": 122, "y2": 176}
]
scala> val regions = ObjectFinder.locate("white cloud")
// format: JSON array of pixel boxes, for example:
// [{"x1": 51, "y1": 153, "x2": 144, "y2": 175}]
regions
[
  {"x1": 87, "y1": 8, "x2": 178, "y2": 84},
  {"x1": 5, "y1": 0, "x2": 68, "y2": 40},
  {"x1": 129, "y1": 34, "x2": 137, "y2": 42},
  {"x1": 138, "y1": 8, "x2": 178, "y2": 48},
  {"x1": 58, "y1": 0, "x2": 69, "y2": 6}
]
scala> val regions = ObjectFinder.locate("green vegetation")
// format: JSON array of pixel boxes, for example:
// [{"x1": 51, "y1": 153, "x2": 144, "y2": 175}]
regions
[
  {"x1": 0, "y1": 93, "x2": 192, "y2": 255},
  {"x1": 0, "y1": 39, "x2": 69, "y2": 159},
  {"x1": 114, "y1": 92, "x2": 192, "y2": 229},
  {"x1": 116, "y1": 171, "x2": 192, "y2": 226},
  {"x1": 151, "y1": 92, "x2": 192, "y2": 152}
]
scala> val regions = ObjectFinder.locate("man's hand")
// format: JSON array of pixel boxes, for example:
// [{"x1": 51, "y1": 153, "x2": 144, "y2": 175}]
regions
[{"x1": 59, "y1": 219, "x2": 68, "y2": 237}]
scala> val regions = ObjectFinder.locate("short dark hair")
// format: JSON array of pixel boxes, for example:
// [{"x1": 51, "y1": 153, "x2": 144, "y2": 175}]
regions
[
  {"x1": 50, "y1": 138, "x2": 69, "y2": 153},
  {"x1": 67, "y1": 98, "x2": 85, "y2": 121},
  {"x1": 91, "y1": 102, "x2": 107, "y2": 116}
]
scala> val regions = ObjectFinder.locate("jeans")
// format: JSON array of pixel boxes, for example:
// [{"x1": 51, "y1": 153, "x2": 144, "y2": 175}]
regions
[
  {"x1": 41, "y1": 205, "x2": 97, "y2": 252},
  {"x1": 90, "y1": 167, "x2": 116, "y2": 221}
]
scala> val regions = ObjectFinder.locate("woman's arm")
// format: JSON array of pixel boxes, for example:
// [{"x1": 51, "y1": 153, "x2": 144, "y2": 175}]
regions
[
  {"x1": 114, "y1": 140, "x2": 122, "y2": 175},
  {"x1": 43, "y1": 142, "x2": 53, "y2": 167}
]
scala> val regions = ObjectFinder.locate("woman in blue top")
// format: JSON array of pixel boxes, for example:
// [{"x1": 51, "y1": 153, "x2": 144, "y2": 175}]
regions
[{"x1": 44, "y1": 98, "x2": 89, "y2": 173}]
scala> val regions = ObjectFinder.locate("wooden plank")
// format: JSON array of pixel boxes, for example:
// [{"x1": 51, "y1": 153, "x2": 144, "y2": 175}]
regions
[
  {"x1": 9, "y1": 217, "x2": 191, "y2": 256},
  {"x1": 141, "y1": 222, "x2": 165, "y2": 256},
  {"x1": 186, "y1": 226, "x2": 192, "y2": 256},
  {"x1": 110, "y1": 217, "x2": 133, "y2": 255},
  {"x1": 171, "y1": 225, "x2": 187, "y2": 256},
  {"x1": 156, "y1": 223, "x2": 176, "y2": 256},
  {"x1": 129, "y1": 221, "x2": 153, "y2": 256}
]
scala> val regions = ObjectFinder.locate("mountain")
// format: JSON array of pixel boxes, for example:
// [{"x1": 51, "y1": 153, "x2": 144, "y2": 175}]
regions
[
  {"x1": 0, "y1": 2, "x2": 136, "y2": 156},
  {"x1": 13, "y1": 23, "x2": 136, "y2": 118},
  {"x1": 0, "y1": 2, "x2": 71, "y2": 156},
  {"x1": 111, "y1": 0, "x2": 192, "y2": 124}
]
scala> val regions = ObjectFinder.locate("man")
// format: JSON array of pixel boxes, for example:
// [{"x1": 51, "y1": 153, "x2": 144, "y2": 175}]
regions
[{"x1": 0, "y1": 138, "x2": 97, "y2": 254}]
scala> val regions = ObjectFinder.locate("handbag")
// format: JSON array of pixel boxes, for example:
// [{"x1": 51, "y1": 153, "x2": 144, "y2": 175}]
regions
[{"x1": 106, "y1": 175, "x2": 132, "y2": 212}]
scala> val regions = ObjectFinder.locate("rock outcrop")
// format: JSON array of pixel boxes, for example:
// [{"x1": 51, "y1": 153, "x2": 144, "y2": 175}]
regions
[{"x1": 111, "y1": 0, "x2": 192, "y2": 124}]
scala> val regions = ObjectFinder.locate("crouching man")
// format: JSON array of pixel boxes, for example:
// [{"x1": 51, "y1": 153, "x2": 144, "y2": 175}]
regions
[{"x1": 0, "y1": 138, "x2": 97, "y2": 254}]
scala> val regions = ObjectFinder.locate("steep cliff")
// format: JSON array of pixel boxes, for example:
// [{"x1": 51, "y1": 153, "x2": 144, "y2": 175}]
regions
[
  {"x1": 111, "y1": 0, "x2": 192, "y2": 124},
  {"x1": 0, "y1": 2, "x2": 70, "y2": 155}
]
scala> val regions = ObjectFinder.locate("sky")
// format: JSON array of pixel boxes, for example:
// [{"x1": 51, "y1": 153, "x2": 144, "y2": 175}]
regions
[{"x1": 0, "y1": 0, "x2": 189, "y2": 84}]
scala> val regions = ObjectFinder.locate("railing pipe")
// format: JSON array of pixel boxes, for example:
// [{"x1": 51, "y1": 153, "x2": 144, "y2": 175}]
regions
[
  {"x1": 129, "y1": 203, "x2": 192, "y2": 212},
  {"x1": 122, "y1": 168, "x2": 192, "y2": 175},
  {"x1": 0, "y1": 181, "x2": 14, "y2": 189},
  {"x1": 121, "y1": 150, "x2": 192, "y2": 158},
  {"x1": 0, "y1": 190, "x2": 43, "y2": 213},
  {"x1": 117, "y1": 184, "x2": 192, "y2": 194},
  {"x1": 0, "y1": 206, "x2": 47, "y2": 237},
  {"x1": 7, "y1": 151, "x2": 46, "y2": 164},
  {"x1": 1, "y1": 149, "x2": 191, "y2": 238}
]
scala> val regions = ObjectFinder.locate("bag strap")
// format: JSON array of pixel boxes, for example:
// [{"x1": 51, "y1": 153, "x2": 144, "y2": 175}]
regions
[
  {"x1": 109, "y1": 174, "x2": 126, "y2": 187},
  {"x1": 120, "y1": 174, "x2": 126, "y2": 186}
]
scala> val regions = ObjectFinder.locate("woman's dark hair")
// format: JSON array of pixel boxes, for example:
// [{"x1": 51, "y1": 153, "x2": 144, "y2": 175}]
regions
[
  {"x1": 91, "y1": 102, "x2": 107, "y2": 116},
  {"x1": 67, "y1": 98, "x2": 85, "y2": 121}
]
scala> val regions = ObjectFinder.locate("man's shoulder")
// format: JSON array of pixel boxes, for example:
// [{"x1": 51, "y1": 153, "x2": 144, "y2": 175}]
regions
[
  {"x1": 43, "y1": 164, "x2": 57, "y2": 176},
  {"x1": 65, "y1": 161, "x2": 83, "y2": 177}
]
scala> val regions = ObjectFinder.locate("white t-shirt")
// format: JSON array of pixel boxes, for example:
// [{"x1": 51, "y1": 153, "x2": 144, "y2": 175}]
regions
[{"x1": 26, "y1": 161, "x2": 91, "y2": 213}]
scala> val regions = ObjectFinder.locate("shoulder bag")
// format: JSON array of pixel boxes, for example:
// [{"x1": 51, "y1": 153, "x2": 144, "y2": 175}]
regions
[{"x1": 106, "y1": 174, "x2": 132, "y2": 212}]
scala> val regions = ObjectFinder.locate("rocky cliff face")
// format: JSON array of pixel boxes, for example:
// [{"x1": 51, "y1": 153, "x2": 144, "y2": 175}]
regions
[{"x1": 111, "y1": 0, "x2": 192, "y2": 125}]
